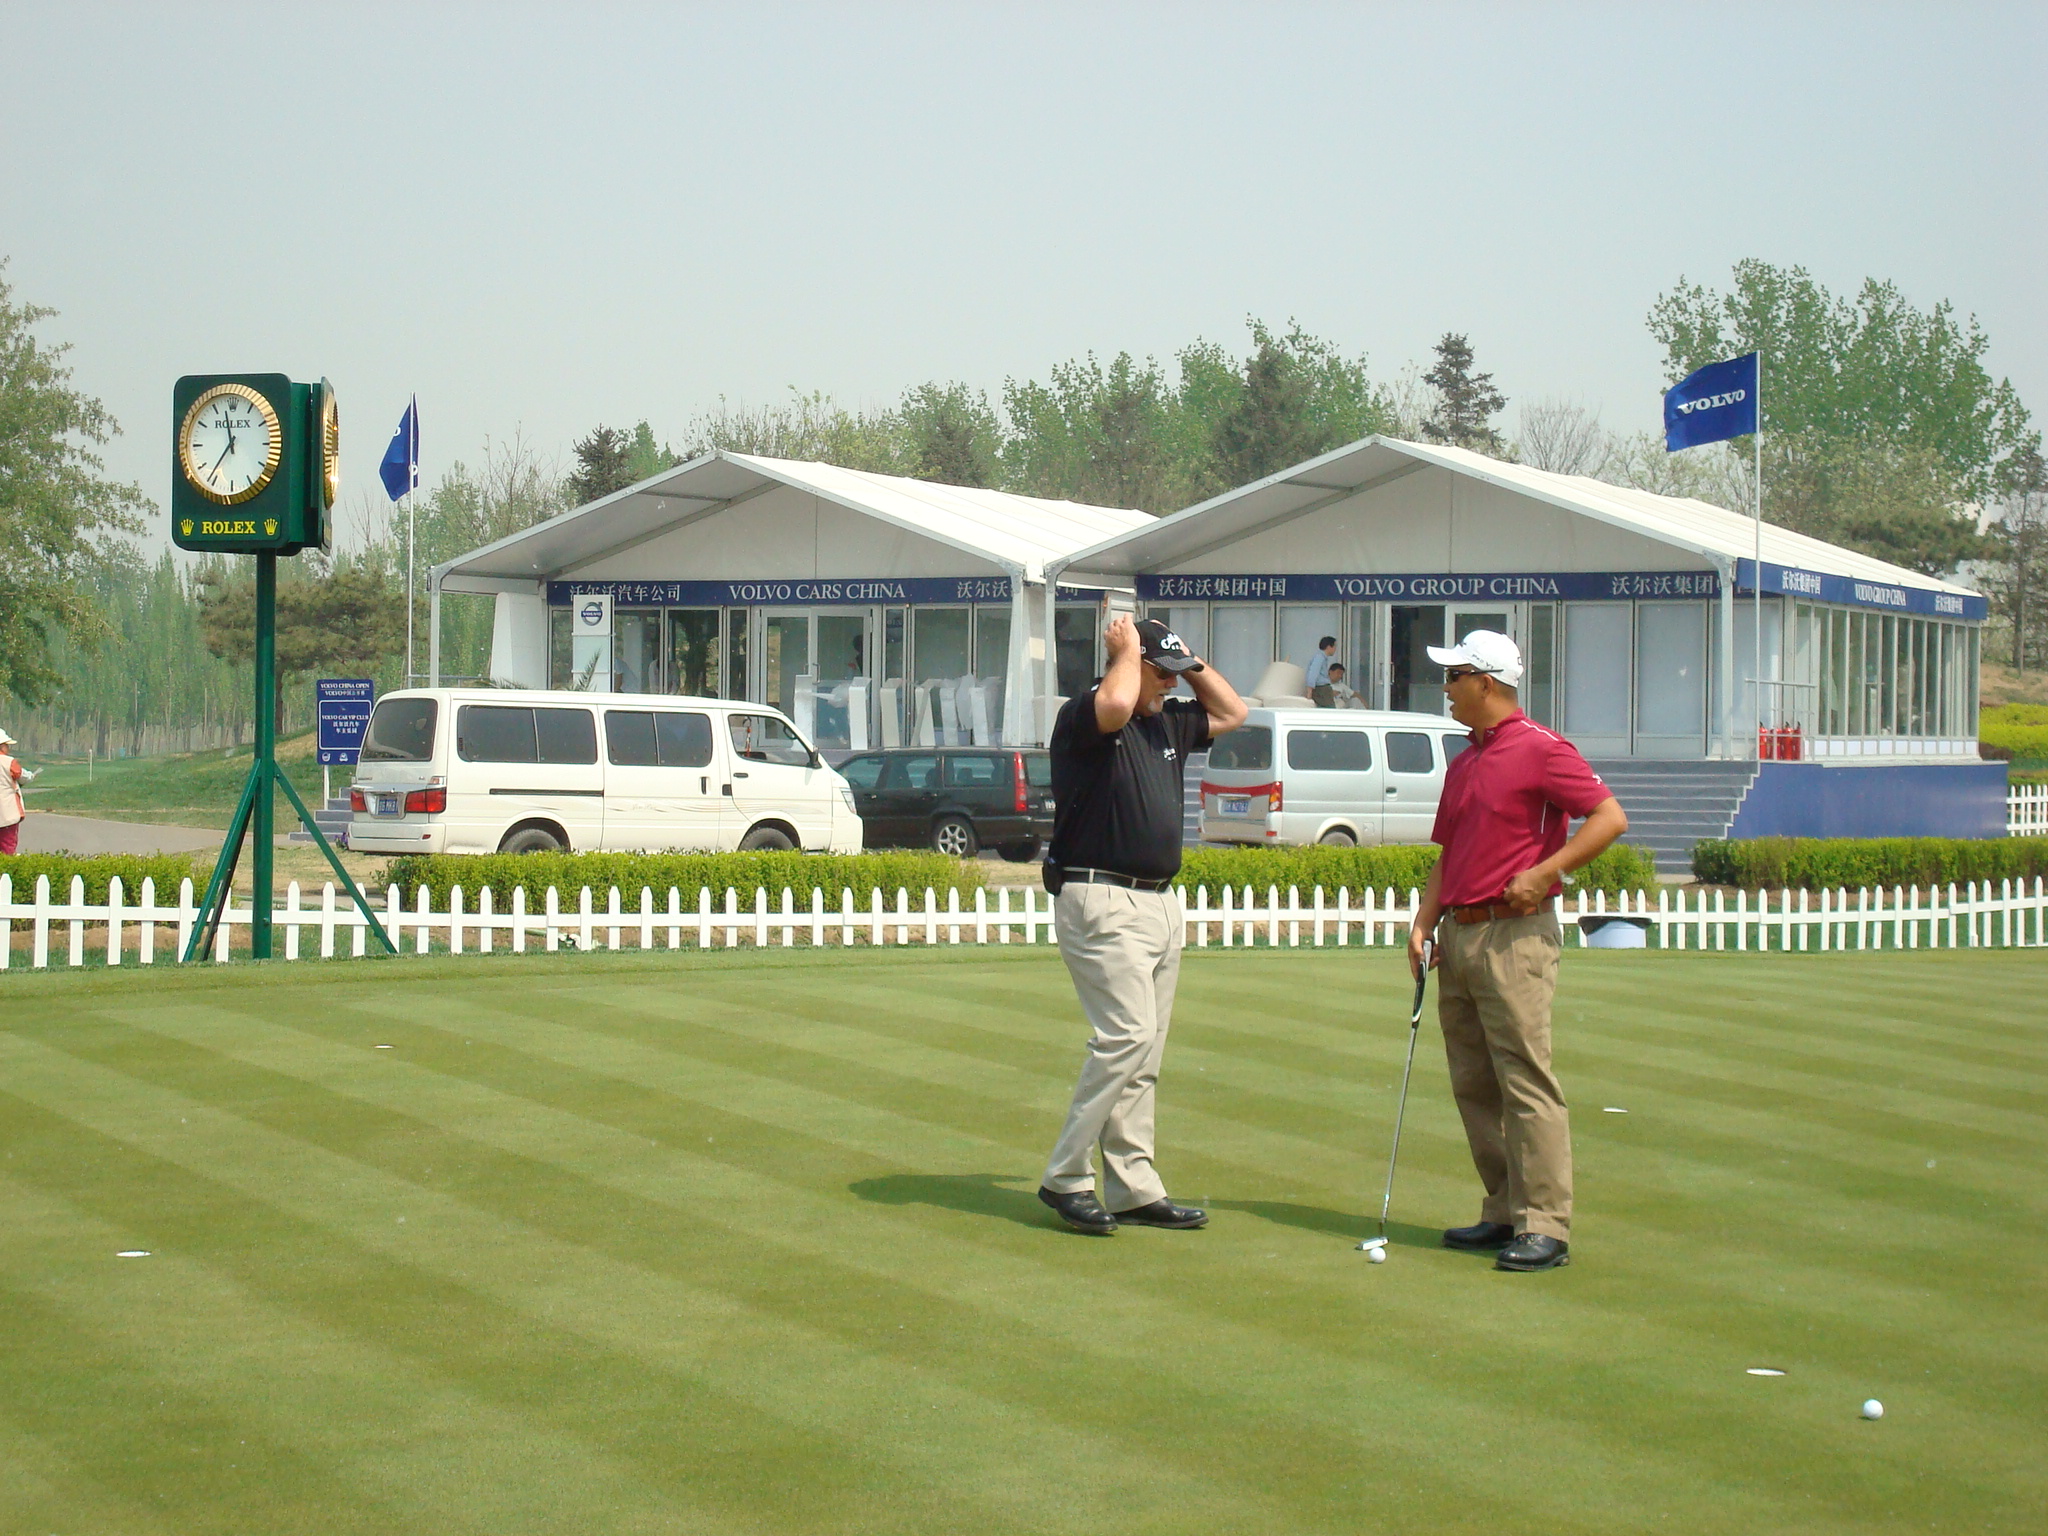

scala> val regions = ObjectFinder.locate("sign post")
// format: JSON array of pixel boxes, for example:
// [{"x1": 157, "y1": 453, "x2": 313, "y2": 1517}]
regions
[{"x1": 173, "y1": 374, "x2": 395, "y2": 961}]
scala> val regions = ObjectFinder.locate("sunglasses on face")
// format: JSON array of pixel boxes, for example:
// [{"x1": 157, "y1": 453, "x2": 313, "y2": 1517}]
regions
[{"x1": 1442, "y1": 667, "x2": 1489, "y2": 684}]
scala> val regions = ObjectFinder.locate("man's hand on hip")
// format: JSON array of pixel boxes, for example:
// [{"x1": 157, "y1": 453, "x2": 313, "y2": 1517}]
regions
[{"x1": 1502, "y1": 865, "x2": 1552, "y2": 913}]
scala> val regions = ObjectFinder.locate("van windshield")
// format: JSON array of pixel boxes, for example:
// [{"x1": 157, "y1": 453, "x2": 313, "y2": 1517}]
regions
[
  {"x1": 360, "y1": 698, "x2": 437, "y2": 762},
  {"x1": 1207, "y1": 725, "x2": 1271, "y2": 772}
]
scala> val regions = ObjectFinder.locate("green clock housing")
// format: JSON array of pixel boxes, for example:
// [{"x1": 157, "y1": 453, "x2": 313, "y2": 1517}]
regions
[{"x1": 171, "y1": 373, "x2": 332, "y2": 554}]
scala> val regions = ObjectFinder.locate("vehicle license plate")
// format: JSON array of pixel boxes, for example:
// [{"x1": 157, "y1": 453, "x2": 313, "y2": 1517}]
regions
[
  {"x1": 376, "y1": 794, "x2": 400, "y2": 817},
  {"x1": 1221, "y1": 796, "x2": 1250, "y2": 816}
]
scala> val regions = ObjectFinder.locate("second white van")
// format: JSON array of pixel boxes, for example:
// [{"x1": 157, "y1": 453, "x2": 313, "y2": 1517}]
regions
[
  {"x1": 348, "y1": 688, "x2": 863, "y2": 856},
  {"x1": 1199, "y1": 707, "x2": 1472, "y2": 847}
]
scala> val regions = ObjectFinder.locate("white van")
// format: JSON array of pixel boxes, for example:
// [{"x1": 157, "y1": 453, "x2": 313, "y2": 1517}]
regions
[
  {"x1": 348, "y1": 688, "x2": 863, "y2": 856},
  {"x1": 1199, "y1": 707, "x2": 1471, "y2": 847}
]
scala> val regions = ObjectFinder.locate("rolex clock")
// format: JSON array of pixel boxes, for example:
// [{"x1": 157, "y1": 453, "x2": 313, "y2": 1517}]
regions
[{"x1": 172, "y1": 374, "x2": 325, "y2": 554}]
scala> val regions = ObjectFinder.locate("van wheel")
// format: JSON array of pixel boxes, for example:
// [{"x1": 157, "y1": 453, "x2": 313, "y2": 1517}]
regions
[
  {"x1": 998, "y1": 837, "x2": 1041, "y2": 863},
  {"x1": 500, "y1": 826, "x2": 566, "y2": 854},
  {"x1": 932, "y1": 816, "x2": 979, "y2": 858},
  {"x1": 1318, "y1": 828, "x2": 1357, "y2": 847},
  {"x1": 739, "y1": 825, "x2": 796, "y2": 851}
]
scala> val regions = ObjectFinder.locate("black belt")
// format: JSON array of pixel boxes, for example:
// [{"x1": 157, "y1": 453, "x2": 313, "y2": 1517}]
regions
[{"x1": 1060, "y1": 867, "x2": 1175, "y2": 893}]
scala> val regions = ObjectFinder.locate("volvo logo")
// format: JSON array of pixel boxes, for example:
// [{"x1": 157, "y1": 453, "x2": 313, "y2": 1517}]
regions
[
  {"x1": 580, "y1": 601, "x2": 605, "y2": 627},
  {"x1": 1675, "y1": 388, "x2": 1748, "y2": 415}
]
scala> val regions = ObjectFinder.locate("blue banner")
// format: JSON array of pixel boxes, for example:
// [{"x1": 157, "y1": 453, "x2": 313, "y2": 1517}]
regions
[
  {"x1": 379, "y1": 399, "x2": 419, "y2": 501},
  {"x1": 1664, "y1": 353, "x2": 1758, "y2": 451},
  {"x1": 1140, "y1": 570, "x2": 1721, "y2": 602},
  {"x1": 1735, "y1": 560, "x2": 1987, "y2": 621},
  {"x1": 547, "y1": 577, "x2": 1104, "y2": 607}
]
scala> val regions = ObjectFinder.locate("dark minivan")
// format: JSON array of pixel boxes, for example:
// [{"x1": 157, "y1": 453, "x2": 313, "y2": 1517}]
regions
[{"x1": 836, "y1": 748, "x2": 1054, "y2": 860}]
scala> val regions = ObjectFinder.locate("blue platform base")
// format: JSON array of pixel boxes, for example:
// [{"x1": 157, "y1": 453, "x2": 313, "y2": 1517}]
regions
[{"x1": 1726, "y1": 761, "x2": 2010, "y2": 841}]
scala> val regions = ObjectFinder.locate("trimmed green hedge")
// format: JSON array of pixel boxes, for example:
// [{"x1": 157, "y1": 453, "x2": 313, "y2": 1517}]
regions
[
  {"x1": 1172, "y1": 841, "x2": 1658, "y2": 901},
  {"x1": 1980, "y1": 704, "x2": 2048, "y2": 761},
  {"x1": 384, "y1": 850, "x2": 985, "y2": 907},
  {"x1": 1693, "y1": 836, "x2": 2048, "y2": 891},
  {"x1": 0, "y1": 853, "x2": 197, "y2": 903}
]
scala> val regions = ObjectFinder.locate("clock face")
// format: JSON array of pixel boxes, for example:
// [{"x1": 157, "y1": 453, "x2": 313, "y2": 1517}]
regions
[
  {"x1": 179, "y1": 383, "x2": 281, "y2": 504},
  {"x1": 318, "y1": 382, "x2": 341, "y2": 508}
]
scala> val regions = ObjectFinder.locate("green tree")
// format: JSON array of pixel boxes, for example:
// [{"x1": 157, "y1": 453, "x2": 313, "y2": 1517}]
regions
[
  {"x1": 566, "y1": 425, "x2": 635, "y2": 504},
  {"x1": 0, "y1": 262, "x2": 150, "y2": 704},
  {"x1": 1001, "y1": 352, "x2": 1185, "y2": 511},
  {"x1": 1420, "y1": 333, "x2": 1507, "y2": 454},
  {"x1": 196, "y1": 555, "x2": 405, "y2": 728},
  {"x1": 1647, "y1": 260, "x2": 2036, "y2": 571},
  {"x1": 900, "y1": 382, "x2": 1001, "y2": 486},
  {"x1": 625, "y1": 420, "x2": 681, "y2": 483},
  {"x1": 1208, "y1": 319, "x2": 1393, "y2": 491},
  {"x1": 1985, "y1": 447, "x2": 2048, "y2": 672}
]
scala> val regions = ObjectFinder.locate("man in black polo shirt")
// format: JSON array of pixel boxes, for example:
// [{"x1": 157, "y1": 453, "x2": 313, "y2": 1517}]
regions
[{"x1": 1038, "y1": 616, "x2": 1247, "y2": 1235}]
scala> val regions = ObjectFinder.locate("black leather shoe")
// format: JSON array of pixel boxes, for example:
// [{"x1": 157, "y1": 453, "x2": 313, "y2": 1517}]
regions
[
  {"x1": 1038, "y1": 1186, "x2": 1117, "y2": 1234},
  {"x1": 1110, "y1": 1197, "x2": 1208, "y2": 1229},
  {"x1": 1442, "y1": 1220, "x2": 1516, "y2": 1251},
  {"x1": 1495, "y1": 1232, "x2": 1570, "y2": 1271}
]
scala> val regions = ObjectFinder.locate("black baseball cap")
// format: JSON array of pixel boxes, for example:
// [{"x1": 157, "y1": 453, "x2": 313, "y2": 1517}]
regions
[{"x1": 1136, "y1": 617, "x2": 1204, "y2": 673}]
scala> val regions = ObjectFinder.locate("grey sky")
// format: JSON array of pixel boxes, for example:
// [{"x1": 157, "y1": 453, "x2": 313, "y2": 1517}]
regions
[{"x1": 4, "y1": 1, "x2": 2042, "y2": 544}]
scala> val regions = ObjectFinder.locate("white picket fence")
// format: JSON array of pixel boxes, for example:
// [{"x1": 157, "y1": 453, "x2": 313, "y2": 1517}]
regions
[
  {"x1": 2012, "y1": 782, "x2": 2048, "y2": 836},
  {"x1": 2, "y1": 874, "x2": 2045, "y2": 970}
]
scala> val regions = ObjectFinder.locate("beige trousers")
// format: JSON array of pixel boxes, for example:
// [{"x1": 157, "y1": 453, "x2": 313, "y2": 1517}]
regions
[
  {"x1": 1435, "y1": 910, "x2": 1572, "y2": 1241},
  {"x1": 1043, "y1": 883, "x2": 1184, "y2": 1210}
]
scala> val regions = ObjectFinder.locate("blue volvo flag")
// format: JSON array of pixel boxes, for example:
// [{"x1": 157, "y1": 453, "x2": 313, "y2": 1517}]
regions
[
  {"x1": 1664, "y1": 352, "x2": 1758, "y2": 451},
  {"x1": 379, "y1": 398, "x2": 419, "y2": 501}
]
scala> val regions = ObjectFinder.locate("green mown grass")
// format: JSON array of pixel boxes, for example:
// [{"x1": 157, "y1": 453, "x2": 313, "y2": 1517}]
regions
[
  {"x1": 1, "y1": 946, "x2": 2042, "y2": 1534},
  {"x1": 29, "y1": 732, "x2": 327, "y2": 829}
]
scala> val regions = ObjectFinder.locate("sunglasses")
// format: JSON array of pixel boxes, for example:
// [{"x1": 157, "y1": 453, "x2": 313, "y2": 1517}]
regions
[{"x1": 1442, "y1": 667, "x2": 1490, "y2": 684}]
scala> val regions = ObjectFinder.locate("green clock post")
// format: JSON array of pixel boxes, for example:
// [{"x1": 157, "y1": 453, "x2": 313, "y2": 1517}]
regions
[{"x1": 172, "y1": 374, "x2": 394, "y2": 961}]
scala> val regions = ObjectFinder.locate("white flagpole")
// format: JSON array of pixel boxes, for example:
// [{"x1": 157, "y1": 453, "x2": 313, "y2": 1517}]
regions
[
  {"x1": 403, "y1": 398, "x2": 417, "y2": 685},
  {"x1": 1754, "y1": 355, "x2": 1764, "y2": 758}
]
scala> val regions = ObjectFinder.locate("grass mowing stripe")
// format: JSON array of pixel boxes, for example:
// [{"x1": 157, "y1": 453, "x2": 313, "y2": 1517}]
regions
[
  {"x1": 91, "y1": 991, "x2": 1814, "y2": 1531},
  {"x1": 0, "y1": 1025, "x2": 1341, "y2": 1535},
  {"x1": 0, "y1": 1407, "x2": 180, "y2": 1536},
  {"x1": 0, "y1": 1171, "x2": 754, "y2": 1536}
]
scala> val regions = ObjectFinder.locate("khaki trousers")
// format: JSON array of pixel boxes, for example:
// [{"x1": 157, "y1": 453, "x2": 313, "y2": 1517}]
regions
[
  {"x1": 1435, "y1": 910, "x2": 1572, "y2": 1241},
  {"x1": 1043, "y1": 883, "x2": 1184, "y2": 1210}
]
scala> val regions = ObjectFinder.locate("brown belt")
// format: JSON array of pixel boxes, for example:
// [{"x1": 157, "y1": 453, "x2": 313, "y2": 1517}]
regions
[{"x1": 1444, "y1": 902, "x2": 1538, "y2": 925}]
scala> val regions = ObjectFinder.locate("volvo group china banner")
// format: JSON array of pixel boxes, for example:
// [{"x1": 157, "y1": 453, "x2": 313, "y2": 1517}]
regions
[
  {"x1": 1141, "y1": 571, "x2": 1722, "y2": 602},
  {"x1": 1664, "y1": 353, "x2": 1758, "y2": 451},
  {"x1": 1737, "y1": 560, "x2": 1988, "y2": 621}
]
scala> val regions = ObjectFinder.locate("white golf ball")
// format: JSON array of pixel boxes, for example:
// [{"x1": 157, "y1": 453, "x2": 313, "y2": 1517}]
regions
[
  {"x1": 1861, "y1": 1399, "x2": 1884, "y2": 1420},
  {"x1": 1367, "y1": 1247, "x2": 1387, "y2": 1264}
]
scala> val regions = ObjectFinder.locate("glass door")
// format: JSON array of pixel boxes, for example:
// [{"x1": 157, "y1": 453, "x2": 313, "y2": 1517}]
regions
[
  {"x1": 812, "y1": 609, "x2": 872, "y2": 751},
  {"x1": 1388, "y1": 605, "x2": 1445, "y2": 715},
  {"x1": 762, "y1": 613, "x2": 809, "y2": 716}
]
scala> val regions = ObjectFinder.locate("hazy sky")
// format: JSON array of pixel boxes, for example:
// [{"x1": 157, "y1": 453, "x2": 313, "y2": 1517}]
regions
[{"x1": 4, "y1": 1, "x2": 2042, "y2": 546}]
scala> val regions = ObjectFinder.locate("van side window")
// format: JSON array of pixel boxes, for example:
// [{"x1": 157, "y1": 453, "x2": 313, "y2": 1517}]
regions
[
  {"x1": 1387, "y1": 732, "x2": 1435, "y2": 774},
  {"x1": 1440, "y1": 733, "x2": 1470, "y2": 764},
  {"x1": 728, "y1": 713, "x2": 811, "y2": 766},
  {"x1": 536, "y1": 708, "x2": 598, "y2": 764},
  {"x1": 605, "y1": 712, "x2": 659, "y2": 766},
  {"x1": 655, "y1": 712, "x2": 714, "y2": 767},
  {"x1": 1287, "y1": 730, "x2": 1373, "y2": 771},
  {"x1": 945, "y1": 753, "x2": 1002, "y2": 787},
  {"x1": 362, "y1": 698, "x2": 437, "y2": 762},
  {"x1": 1208, "y1": 725, "x2": 1272, "y2": 771},
  {"x1": 457, "y1": 705, "x2": 537, "y2": 763}
]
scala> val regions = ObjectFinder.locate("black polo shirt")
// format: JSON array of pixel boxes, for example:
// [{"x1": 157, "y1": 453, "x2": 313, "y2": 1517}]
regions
[{"x1": 1047, "y1": 691, "x2": 1212, "y2": 881}]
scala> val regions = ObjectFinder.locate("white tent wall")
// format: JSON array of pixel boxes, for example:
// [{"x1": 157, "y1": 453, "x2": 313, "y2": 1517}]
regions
[
  {"x1": 566, "y1": 491, "x2": 1008, "y2": 583},
  {"x1": 489, "y1": 591, "x2": 548, "y2": 687}
]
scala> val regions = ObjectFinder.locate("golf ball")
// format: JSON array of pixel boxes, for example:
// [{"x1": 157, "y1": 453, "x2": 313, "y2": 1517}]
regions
[
  {"x1": 1367, "y1": 1247, "x2": 1387, "y2": 1264},
  {"x1": 1861, "y1": 1399, "x2": 1884, "y2": 1420}
]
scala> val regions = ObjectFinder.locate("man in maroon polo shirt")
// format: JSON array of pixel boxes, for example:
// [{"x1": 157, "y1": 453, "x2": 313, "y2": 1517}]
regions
[{"x1": 1407, "y1": 630, "x2": 1628, "y2": 1272}]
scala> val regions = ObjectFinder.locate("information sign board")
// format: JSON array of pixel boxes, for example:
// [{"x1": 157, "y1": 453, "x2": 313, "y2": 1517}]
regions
[{"x1": 317, "y1": 678, "x2": 375, "y2": 765}]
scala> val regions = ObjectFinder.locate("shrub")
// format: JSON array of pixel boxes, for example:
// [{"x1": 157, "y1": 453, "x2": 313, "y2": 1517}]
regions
[
  {"x1": 1176, "y1": 844, "x2": 1439, "y2": 901},
  {"x1": 1980, "y1": 704, "x2": 2048, "y2": 761},
  {"x1": 1562, "y1": 842, "x2": 1660, "y2": 896},
  {"x1": 0, "y1": 853, "x2": 197, "y2": 904},
  {"x1": 1693, "y1": 836, "x2": 2048, "y2": 891},
  {"x1": 384, "y1": 850, "x2": 984, "y2": 907}
]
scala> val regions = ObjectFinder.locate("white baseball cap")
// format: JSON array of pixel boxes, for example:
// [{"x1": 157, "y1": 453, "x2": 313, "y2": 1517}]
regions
[
  {"x1": 0, "y1": 728, "x2": 16, "y2": 745},
  {"x1": 1427, "y1": 630, "x2": 1524, "y2": 688}
]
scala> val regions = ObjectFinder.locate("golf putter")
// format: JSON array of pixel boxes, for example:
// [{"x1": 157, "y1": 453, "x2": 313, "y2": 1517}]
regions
[{"x1": 1358, "y1": 937, "x2": 1433, "y2": 1255}]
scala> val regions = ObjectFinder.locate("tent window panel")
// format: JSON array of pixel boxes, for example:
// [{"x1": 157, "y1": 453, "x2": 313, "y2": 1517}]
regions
[{"x1": 1561, "y1": 603, "x2": 1631, "y2": 738}]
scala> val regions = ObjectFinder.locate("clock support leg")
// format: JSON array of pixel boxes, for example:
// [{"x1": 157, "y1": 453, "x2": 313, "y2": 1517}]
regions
[{"x1": 251, "y1": 553, "x2": 276, "y2": 959}]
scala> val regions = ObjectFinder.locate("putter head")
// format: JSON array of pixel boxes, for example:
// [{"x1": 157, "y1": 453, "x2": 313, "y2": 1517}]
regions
[{"x1": 1355, "y1": 1236, "x2": 1388, "y2": 1253}]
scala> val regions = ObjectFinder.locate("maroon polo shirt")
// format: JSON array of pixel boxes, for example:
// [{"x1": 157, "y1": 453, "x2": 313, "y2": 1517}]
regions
[{"x1": 1431, "y1": 710, "x2": 1612, "y2": 906}]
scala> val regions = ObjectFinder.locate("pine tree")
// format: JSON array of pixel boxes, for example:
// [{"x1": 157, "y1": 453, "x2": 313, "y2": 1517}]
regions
[{"x1": 1421, "y1": 333, "x2": 1507, "y2": 454}]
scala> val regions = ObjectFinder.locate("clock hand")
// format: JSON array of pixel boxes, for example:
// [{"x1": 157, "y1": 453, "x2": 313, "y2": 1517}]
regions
[{"x1": 208, "y1": 438, "x2": 234, "y2": 478}]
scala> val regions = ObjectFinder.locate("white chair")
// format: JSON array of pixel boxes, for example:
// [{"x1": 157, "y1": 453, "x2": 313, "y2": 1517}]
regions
[
  {"x1": 912, "y1": 682, "x2": 939, "y2": 747},
  {"x1": 1250, "y1": 660, "x2": 1308, "y2": 702},
  {"x1": 879, "y1": 680, "x2": 904, "y2": 748},
  {"x1": 793, "y1": 673, "x2": 818, "y2": 741},
  {"x1": 846, "y1": 680, "x2": 871, "y2": 751},
  {"x1": 937, "y1": 679, "x2": 962, "y2": 745}
]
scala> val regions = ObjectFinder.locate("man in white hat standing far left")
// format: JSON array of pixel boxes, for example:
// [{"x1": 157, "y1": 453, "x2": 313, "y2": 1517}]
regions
[{"x1": 0, "y1": 730, "x2": 28, "y2": 856}]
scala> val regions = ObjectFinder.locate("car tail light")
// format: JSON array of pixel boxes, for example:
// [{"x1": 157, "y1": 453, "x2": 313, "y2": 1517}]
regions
[
  {"x1": 1268, "y1": 781, "x2": 1283, "y2": 813},
  {"x1": 404, "y1": 786, "x2": 447, "y2": 815},
  {"x1": 349, "y1": 788, "x2": 366, "y2": 813},
  {"x1": 1013, "y1": 752, "x2": 1030, "y2": 814}
]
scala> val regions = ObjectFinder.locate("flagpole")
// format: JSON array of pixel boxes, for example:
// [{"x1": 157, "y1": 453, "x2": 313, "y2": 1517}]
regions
[
  {"x1": 1754, "y1": 354, "x2": 1764, "y2": 759},
  {"x1": 404, "y1": 397, "x2": 417, "y2": 685}
]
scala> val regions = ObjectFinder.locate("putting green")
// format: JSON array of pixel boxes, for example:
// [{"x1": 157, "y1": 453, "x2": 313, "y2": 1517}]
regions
[{"x1": 1, "y1": 947, "x2": 2041, "y2": 1534}]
